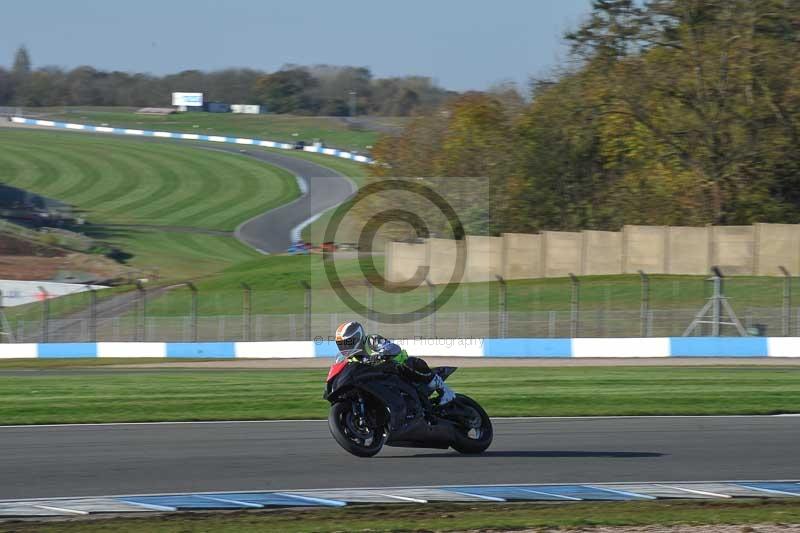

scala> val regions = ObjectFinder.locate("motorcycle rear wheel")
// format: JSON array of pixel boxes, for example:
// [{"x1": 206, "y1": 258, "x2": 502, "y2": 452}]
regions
[
  {"x1": 328, "y1": 400, "x2": 387, "y2": 457},
  {"x1": 449, "y1": 394, "x2": 493, "y2": 454}
]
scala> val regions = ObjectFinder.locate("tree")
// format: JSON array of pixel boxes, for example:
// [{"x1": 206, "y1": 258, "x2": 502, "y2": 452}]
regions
[
  {"x1": 254, "y1": 68, "x2": 318, "y2": 113},
  {"x1": 371, "y1": 0, "x2": 800, "y2": 234},
  {"x1": 0, "y1": 68, "x2": 12, "y2": 105},
  {"x1": 12, "y1": 45, "x2": 31, "y2": 78}
]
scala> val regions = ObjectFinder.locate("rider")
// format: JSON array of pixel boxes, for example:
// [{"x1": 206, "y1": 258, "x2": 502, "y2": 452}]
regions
[{"x1": 334, "y1": 321, "x2": 456, "y2": 405}]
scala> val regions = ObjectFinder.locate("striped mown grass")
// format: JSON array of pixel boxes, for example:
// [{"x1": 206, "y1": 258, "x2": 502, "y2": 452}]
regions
[{"x1": 0, "y1": 129, "x2": 299, "y2": 231}]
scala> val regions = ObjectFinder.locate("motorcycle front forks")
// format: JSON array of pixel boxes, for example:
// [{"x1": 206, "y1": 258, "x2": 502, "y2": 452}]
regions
[{"x1": 352, "y1": 395, "x2": 368, "y2": 427}]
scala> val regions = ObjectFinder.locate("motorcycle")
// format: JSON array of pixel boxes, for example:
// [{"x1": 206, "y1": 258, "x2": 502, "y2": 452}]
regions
[{"x1": 323, "y1": 354, "x2": 493, "y2": 457}]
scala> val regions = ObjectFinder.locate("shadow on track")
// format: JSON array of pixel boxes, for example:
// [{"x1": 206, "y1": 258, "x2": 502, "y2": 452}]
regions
[{"x1": 384, "y1": 450, "x2": 665, "y2": 459}]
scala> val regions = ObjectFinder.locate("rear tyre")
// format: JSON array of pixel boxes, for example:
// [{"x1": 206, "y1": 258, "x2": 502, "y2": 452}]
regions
[
  {"x1": 449, "y1": 394, "x2": 493, "y2": 454},
  {"x1": 328, "y1": 400, "x2": 387, "y2": 458}
]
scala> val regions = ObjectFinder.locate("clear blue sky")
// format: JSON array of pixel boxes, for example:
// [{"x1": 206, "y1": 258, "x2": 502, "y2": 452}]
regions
[{"x1": 1, "y1": 0, "x2": 592, "y2": 91}]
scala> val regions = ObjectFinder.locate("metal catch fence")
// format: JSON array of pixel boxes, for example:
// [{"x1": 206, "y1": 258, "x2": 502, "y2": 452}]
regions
[{"x1": 2, "y1": 269, "x2": 797, "y2": 343}]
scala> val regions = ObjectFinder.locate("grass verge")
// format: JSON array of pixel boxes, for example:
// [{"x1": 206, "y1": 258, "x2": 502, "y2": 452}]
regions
[
  {"x1": 0, "y1": 129, "x2": 299, "y2": 231},
  {"x1": 6, "y1": 499, "x2": 800, "y2": 532},
  {"x1": 29, "y1": 108, "x2": 387, "y2": 152},
  {"x1": 0, "y1": 366, "x2": 797, "y2": 425}
]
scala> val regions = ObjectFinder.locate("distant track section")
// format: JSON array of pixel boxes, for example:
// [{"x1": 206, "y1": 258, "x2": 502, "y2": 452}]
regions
[
  {"x1": 204, "y1": 145, "x2": 357, "y2": 253},
  {"x1": 9, "y1": 116, "x2": 373, "y2": 164},
  {"x1": 5, "y1": 117, "x2": 359, "y2": 254}
]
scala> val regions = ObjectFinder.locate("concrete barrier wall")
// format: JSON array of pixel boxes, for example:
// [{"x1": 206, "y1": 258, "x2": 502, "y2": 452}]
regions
[
  {"x1": 0, "y1": 337, "x2": 797, "y2": 358},
  {"x1": 501, "y1": 233, "x2": 541, "y2": 279},
  {"x1": 712, "y1": 226, "x2": 755, "y2": 275},
  {"x1": 667, "y1": 226, "x2": 710, "y2": 274},
  {"x1": 426, "y1": 238, "x2": 463, "y2": 285},
  {"x1": 386, "y1": 223, "x2": 800, "y2": 281},
  {"x1": 465, "y1": 236, "x2": 503, "y2": 282},
  {"x1": 755, "y1": 223, "x2": 800, "y2": 276},
  {"x1": 582, "y1": 231, "x2": 622, "y2": 275},
  {"x1": 623, "y1": 225, "x2": 667, "y2": 274},
  {"x1": 385, "y1": 242, "x2": 427, "y2": 284},
  {"x1": 542, "y1": 231, "x2": 583, "y2": 278}
]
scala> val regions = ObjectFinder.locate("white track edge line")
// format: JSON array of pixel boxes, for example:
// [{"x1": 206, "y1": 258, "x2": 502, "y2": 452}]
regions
[
  {"x1": 1, "y1": 413, "x2": 798, "y2": 429},
  {"x1": 655, "y1": 484, "x2": 732, "y2": 498}
]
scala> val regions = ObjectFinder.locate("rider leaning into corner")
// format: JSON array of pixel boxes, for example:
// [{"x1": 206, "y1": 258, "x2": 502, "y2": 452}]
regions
[{"x1": 334, "y1": 321, "x2": 456, "y2": 404}]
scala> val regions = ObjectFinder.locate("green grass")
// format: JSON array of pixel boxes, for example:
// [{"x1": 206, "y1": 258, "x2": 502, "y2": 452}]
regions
[
  {"x1": 143, "y1": 254, "x2": 385, "y2": 315},
  {"x1": 0, "y1": 366, "x2": 797, "y2": 425},
  {"x1": 0, "y1": 129, "x2": 299, "y2": 231},
  {"x1": 109, "y1": 230, "x2": 263, "y2": 280},
  {"x1": 31, "y1": 107, "x2": 387, "y2": 152},
  {"x1": 9, "y1": 500, "x2": 800, "y2": 533},
  {"x1": 0, "y1": 129, "x2": 298, "y2": 280},
  {"x1": 134, "y1": 257, "x2": 787, "y2": 316}
]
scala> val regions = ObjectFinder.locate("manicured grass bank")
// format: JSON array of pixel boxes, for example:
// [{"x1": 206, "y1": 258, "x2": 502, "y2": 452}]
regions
[
  {"x1": 0, "y1": 129, "x2": 299, "y2": 231},
  {"x1": 0, "y1": 366, "x2": 797, "y2": 425}
]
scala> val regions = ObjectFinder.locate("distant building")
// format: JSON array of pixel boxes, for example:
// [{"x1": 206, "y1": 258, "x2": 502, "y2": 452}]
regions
[
  {"x1": 204, "y1": 102, "x2": 231, "y2": 113},
  {"x1": 231, "y1": 104, "x2": 264, "y2": 114},
  {"x1": 172, "y1": 92, "x2": 204, "y2": 112}
]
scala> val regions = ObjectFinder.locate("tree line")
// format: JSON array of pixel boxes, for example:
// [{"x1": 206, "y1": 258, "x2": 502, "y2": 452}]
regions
[
  {"x1": 0, "y1": 47, "x2": 454, "y2": 116},
  {"x1": 372, "y1": 0, "x2": 800, "y2": 233}
]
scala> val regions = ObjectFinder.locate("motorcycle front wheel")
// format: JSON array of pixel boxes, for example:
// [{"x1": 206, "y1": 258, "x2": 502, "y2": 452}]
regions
[
  {"x1": 449, "y1": 394, "x2": 493, "y2": 454},
  {"x1": 328, "y1": 400, "x2": 387, "y2": 457}
]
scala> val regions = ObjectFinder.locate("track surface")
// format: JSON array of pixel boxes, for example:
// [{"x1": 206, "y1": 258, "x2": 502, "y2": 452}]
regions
[
  {"x1": 207, "y1": 145, "x2": 356, "y2": 253},
  {"x1": 1, "y1": 416, "x2": 798, "y2": 500}
]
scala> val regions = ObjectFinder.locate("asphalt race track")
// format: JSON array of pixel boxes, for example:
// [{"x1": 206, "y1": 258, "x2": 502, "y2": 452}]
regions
[
  {"x1": 216, "y1": 145, "x2": 357, "y2": 253},
  {"x1": 1, "y1": 416, "x2": 798, "y2": 500}
]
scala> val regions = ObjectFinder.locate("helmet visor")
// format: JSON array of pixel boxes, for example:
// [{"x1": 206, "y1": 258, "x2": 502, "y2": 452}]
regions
[{"x1": 336, "y1": 336, "x2": 362, "y2": 357}]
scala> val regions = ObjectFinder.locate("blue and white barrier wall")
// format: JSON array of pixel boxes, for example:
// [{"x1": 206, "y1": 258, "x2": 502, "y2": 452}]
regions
[
  {"x1": 1, "y1": 337, "x2": 799, "y2": 359},
  {"x1": 10, "y1": 117, "x2": 374, "y2": 164}
]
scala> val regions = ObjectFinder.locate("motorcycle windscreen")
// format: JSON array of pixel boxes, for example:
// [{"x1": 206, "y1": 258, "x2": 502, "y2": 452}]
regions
[{"x1": 326, "y1": 354, "x2": 349, "y2": 382}]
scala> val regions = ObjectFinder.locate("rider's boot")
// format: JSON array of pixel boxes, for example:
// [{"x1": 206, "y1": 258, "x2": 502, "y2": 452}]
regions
[{"x1": 427, "y1": 374, "x2": 455, "y2": 405}]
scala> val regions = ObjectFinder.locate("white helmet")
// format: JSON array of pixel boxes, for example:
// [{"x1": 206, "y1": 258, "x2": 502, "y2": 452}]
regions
[{"x1": 335, "y1": 321, "x2": 365, "y2": 357}]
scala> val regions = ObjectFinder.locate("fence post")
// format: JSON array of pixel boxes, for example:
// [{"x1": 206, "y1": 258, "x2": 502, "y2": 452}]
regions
[
  {"x1": 186, "y1": 282, "x2": 198, "y2": 342},
  {"x1": 638, "y1": 270, "x2": 650, "y2": 337},
  {"x1": 367, "y1": 282, "x2": 375, "y2": 332},
  {"x1": 300, "y1": 281, "x2": 311, "y2": 340},
  {"x1": 135, "y1": 281, "x2": 147, "y2": 342},
  {"x1": 426, "y1": 279, "x2": 436, "y2": 338},
  {"x1": 241, "y1": 282, "x2": 252, "y2": 342},
  {"x1": 569, "y1": 273, "x2": 580, "y2": 338},
  {"x1": 0, "y1": 289, "x2": 12, "y2": 344},
  {"x1": 39, "y1": 286, "x2": 50, "y2": 343},
  {"x1": 495, "y1": 275, "x2": 507, "y2": 339},
  {"x1": 779, "y1": 266, "x2": 791, "y2": 337},
  {"x1": 87, "y1": 284, "x2": 97, "y2": 342}
]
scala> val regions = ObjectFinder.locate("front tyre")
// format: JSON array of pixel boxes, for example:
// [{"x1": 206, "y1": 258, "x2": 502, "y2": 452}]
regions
[
  {"x1": 449, "y1": 394, "x2": 493, "y2": 454},
  {"x1": 328, "y1": 400, "x2": 387, "y2": 457}
]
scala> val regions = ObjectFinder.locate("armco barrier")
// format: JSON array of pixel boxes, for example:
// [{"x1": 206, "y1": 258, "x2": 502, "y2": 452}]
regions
[
  {"x1": 9, "y1": 117, "x2": 373, "y2": 164},
  {"x1": 0, "y1": 337, "x2": 798, "y2": 359}
]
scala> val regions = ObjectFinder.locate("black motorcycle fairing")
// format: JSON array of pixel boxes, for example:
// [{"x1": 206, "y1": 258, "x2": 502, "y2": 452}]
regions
[
  {"x1": 326, "y1": 360, "x2": 480, "y2": 450},
  {"x1": 326, "y1": 361, "x2": 423, "y2": 431},
  {"x1": 432, "y1": 366, "x2": 457, "y2": 381}
]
